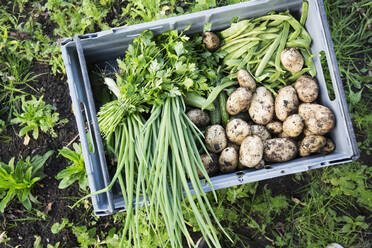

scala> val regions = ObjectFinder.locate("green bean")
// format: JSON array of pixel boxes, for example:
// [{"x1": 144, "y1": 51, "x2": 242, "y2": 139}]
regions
[
  {"x1": 300, "y1": 48, "x2": 316, "y2": 77},
  {"x1": 223, "y1": 39, "x2": 251, "y2": 53},
  {"x1": 286, "y1": 38, "x2": 311, "y2": 48},
  {"x1": 288, "y1": 26, "x2": 301, "y2": 41},
  {"x1": 219, "y1": 91, "x2": 229, "y2": 126},
  {"x1": 220, "y1": 37, "x2": 260, "y2": 50},
  {"x1": 255, "y1": 15, "x2": 290, "y2": 22},
  {"x1": 258, "y1": 33, "x2": 280, "y2": 40},
  {"x1": 300, "y1": 1, "x2": 309, "y2": 26},
  {"x1": 202, "y1": 80, "x2": 237, "y2": 110},
  {"x1": 223, "y1": 41, "x2": 259, "y2": 61},
  {"x1": 288, "y1": 68, "x2": 311, "y2": 81},
  {"x1": 225, "y1": 29, "x2": 266, "y2": 44},
  {"x1": 225, "y1": 22, "x2": 255, "y2": 42},
  {"x1": 275, "y1": 22, "x2": 290, "y2": 72},
  {"x1": 255, "y1": 34, "x2": 281, "y2": 77},
  {"x1": 210, "y1": 100, "x2": 221, "y2": 125},
  {"x1": 220, "y1": 19, "x2": 251, "y2": 38}
]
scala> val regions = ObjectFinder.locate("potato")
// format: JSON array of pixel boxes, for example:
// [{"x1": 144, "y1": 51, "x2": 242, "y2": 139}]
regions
[
  {"x1": 263, "y1": 138, "x2": 297, "y2": 162},
  {"x1": 294, "y1": 75, "x2": 319, "y2": 103},
  {"x1": 298, "y1": 103, "x2": 335, "y2": 135},
  {"x1": 255, "y1": 159, "x2": 265, "y2": 169},
  {"x1": 266, "y1": 121, "x2": 283, "y2": 134},
  {"x1": 239, "y1": 135, "x2": 263, "y2": 168},
  {"x1": 226, "y1": 119, "x2": 251, "y2": 145},
  {"x1": 282, "y1": 114, "x2": 304, "y2": 138},
  {"x1": 280, "y1": 48, "x2": 304, "y2": 73},
  {"x1": 226, "y1": 87, "x2": 252, "y2": 115},
  {"x1": 299, "y1": 135, "x2": 326, "y2": 157},
  {"x1": 227, "y1": 142, "x2": 240, "y2": 152},
  {"x1": 319, "y1": 138, "x2": 335, "y2": 154},
  {"x1": 248, "y1": 86, "x2": 274, "y2": 125},
  {"x1": 275, "y1": 86, "x2": 299, "y2": 121},
  {"x1": 237, "y1": 69, "x2": 256, "y2": 92},
  {"x1": 187, "y1": 109, "x2": 210, "y2": 127},
  {"x1": 278, "y1": 132, "x2": 291, "y2": 138},
  {"x1": 198, "y1": 153, "x2": 219, "y2": 178},
  {"x1": 202, "y1": 32, "x2": 220, "y2": 52},
  {"x1": 219, "y1": 147, "x2": 238, "y2": 173},
  {"x1": 205, "y1": 125, "x2": 227, "y2": 153},
  {"x1": 251, "y1": 125, "x2": 271, "y2": 141},
  {"x1": 303, "y1": 127, "x2": 314, "y2": 136}
]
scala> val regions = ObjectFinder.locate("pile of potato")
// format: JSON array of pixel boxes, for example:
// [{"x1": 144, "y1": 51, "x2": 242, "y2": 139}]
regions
[{"x1": 187, "y1": 54, "x2": 336, "y2": 177}]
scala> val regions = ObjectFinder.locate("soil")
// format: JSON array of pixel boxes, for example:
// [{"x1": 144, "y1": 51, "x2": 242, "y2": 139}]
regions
[{"x1": 0, "y1": 63, "x2": 95, "y2": 247}]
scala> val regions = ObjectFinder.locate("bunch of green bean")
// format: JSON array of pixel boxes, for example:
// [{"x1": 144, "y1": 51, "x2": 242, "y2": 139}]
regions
[{"x1": 219, "y1": 2, "x2": 315, "y2": 93}]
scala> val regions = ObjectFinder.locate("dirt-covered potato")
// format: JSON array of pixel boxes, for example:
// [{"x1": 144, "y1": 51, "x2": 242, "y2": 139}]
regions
[
  {"x1": 205, "y1": 125, "x2": 227, "y2": 153},
  {"x1": 278, "y1": 131, "x2": 291, "y2": 138},
  {"x1": 198, "y1": 153, "x2": 219, "y2": 178},
  {"x1": 226, "y1": 87, "x2": 252, "y2": 115},
  {"x1": 283, "y1": 114, "x2": 304, "y2": 138},
  {"x1": 294, "y1": 75, "x2": 319, "y2": 103},
  {"x1": 319, "y1": 138, "x2": 335, "y2": 154},
  {"x1": 280, "y1": 48, "x2": 304, "y2": 73},
  {"x1": 248, "y1": 86, "x2": 274, "y2": 125},
  {"x1": 266, "y1": 121, "x2": 283, "y2": 134},
  {"x1": 237, "y1": 69, "x2": 256, "y2": 92},
  {"x1": 226, "y1": 119, "x2": 251, "y2": 145},
  {"x1": 299, "y1": 135, "x2": 327, "y2": 157},
  {"x1": 275, "y1": 86, "x2": 299, "y2": 121},
  {"x1": 202, "y1": 32, "x2": 220, "y2": 51},
  {"x1": 239, "y1": 135, "x2": 263, "y2": 168},
  {"x1": 303, "y1": 127, "x2": 314, "y2": 136},
  {"x1": 219, "y1": 147, "x2": 238, "y2": 173},
  {"x1": 187, "y1": 109, "x2": 210, "y2": 127},
  {"x1": 298, "y1": 103, "x2": 335, "y2": 135},
  {"x1": 228, "y1": 142, "x2": 240, "y2": 152},
  {"x1": 251, "y1": 125, "x2": 271, "y2": 141},
  {"x1": 255, "y1": 159, "x2": 265, "y2": 169},
  {"x1": 264, "y1": 138, "x2": 297, "y2": 162}
]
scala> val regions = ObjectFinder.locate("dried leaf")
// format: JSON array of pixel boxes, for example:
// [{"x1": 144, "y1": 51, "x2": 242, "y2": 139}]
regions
[
  {"x1": 44, "y1": 202, "x2": 53, "y2": 214},
  {"x1": 0, "y1": 231, "x2": 6, "y2": 243},
  {"x1": 23, "y1": 133, "x2": 30, "y2": 146},
  {"x1": 291, "y1": 197, "x2": 306, "y2": 206}
]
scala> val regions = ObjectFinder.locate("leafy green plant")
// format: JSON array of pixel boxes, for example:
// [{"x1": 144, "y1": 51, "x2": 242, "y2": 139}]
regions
[
  {"x1": 56, "y1": 143, "x2": 87, "y2": 191},
  {"x1": 43, "y1": 0, "x2": 113, "y2": 38},
  {"x1": 51, "y1": 218, "x2": 71, "y2": 234},
  {"x1": 0, "y1": 150, "x2": 53, "y2": 212},
  {"x1": 33, "y1": 235, "x2": 60, "y2": 248},
  {"x1": 72, "y1": 226, "x2": 98, "y2": 248},
  {"x1": 11, "y1": 95, "x2": 68, "y2": 139},
  {"x1": 121, "y1": 0, "x2": 177, "y2": 25},
  {"x1": 321, "y1": 161, "x2": 372, "y2": 210},
  {"x1": 0, "y1": 10, "x2": 38, "y2": 119}
]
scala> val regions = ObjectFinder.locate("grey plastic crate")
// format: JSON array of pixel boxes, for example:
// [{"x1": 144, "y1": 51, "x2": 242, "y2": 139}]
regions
[{"x1": 61, "y1": 0, "x2": 359, "y2": 216}]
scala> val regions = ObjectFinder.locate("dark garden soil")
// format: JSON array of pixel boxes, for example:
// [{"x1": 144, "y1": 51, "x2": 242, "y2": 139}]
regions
[{"x1": 0, "y1": 64, "x2": 118, "y2": 247}]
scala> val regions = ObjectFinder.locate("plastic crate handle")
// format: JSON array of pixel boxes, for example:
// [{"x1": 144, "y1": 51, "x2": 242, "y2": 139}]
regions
[{"x1": 72, "y1": 35, "x2": 115, "y2": 213}]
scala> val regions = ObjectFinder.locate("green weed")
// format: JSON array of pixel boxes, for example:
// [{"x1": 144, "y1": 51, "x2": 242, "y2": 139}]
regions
[
  {"x1": 11, "y1": 95, "x2": 68, "y2": 140},
  {"x1": 43, "y1": 0, "x2": 113, "y2": 38},
  {"x1": 0, "y1": 151, "x2": 53, "y2": 212},
  {"x1": 56, "y1": 143, "x2": 88, "y2": 191},
  {"x1": 325, "y1": 0, "x2": 372, "y2": 151}
]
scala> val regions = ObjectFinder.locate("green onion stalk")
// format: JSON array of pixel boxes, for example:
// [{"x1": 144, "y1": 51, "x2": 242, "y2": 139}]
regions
[{"x1": 138, "y1": 96, "x2": 231, "y2": 248}]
